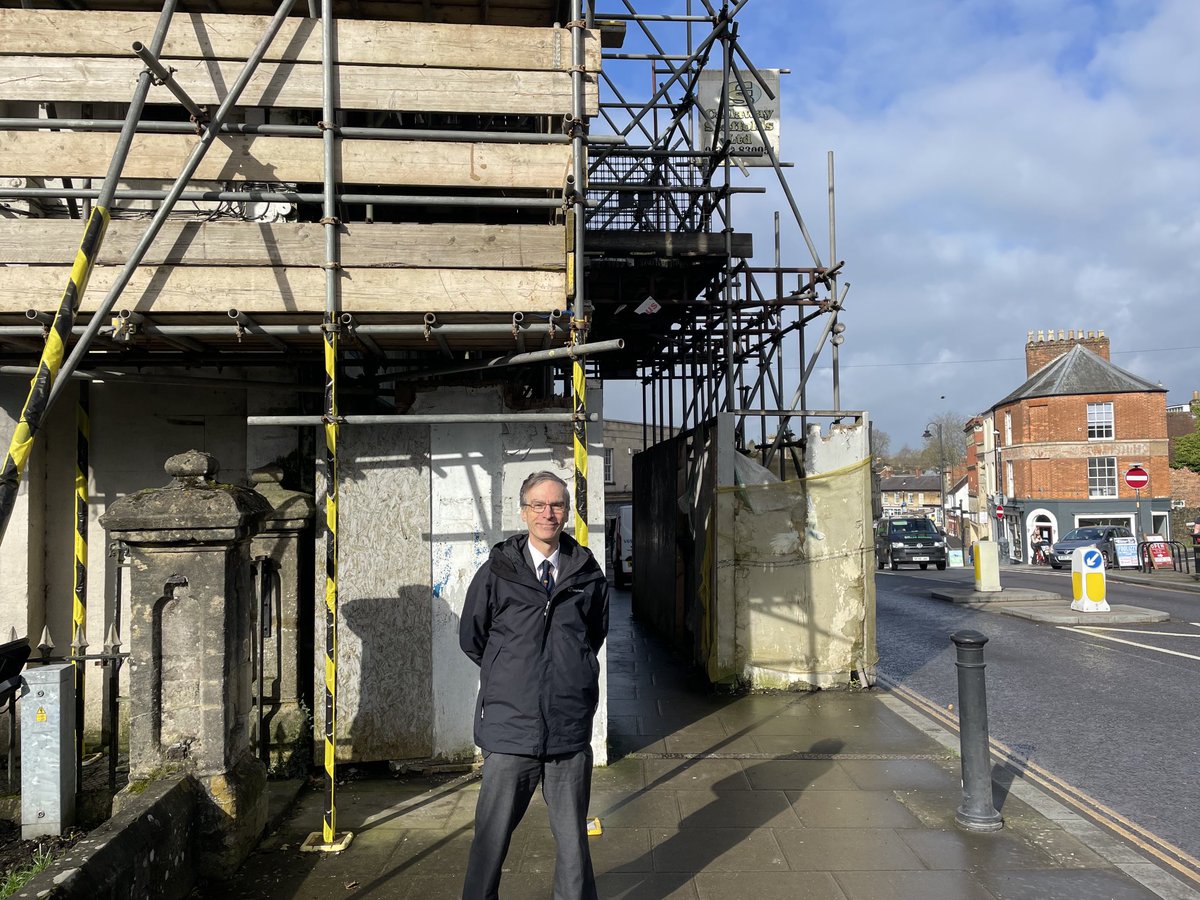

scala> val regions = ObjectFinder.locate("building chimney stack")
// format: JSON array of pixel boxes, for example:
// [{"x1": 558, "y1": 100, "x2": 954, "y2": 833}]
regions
[{"x1": 1025, "y1": 327, "x2": 1111, "y2": 376}]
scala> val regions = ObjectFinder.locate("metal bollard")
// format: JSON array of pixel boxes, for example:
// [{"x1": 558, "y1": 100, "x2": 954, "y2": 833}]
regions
[{"x1": 950, "y1": 630, "x2": 1003, "y2": 832}]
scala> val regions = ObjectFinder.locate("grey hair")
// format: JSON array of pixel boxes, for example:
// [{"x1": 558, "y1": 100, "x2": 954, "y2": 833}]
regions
[{"x1": 519, "y1": 470, "x2": 570, "y2": 508}]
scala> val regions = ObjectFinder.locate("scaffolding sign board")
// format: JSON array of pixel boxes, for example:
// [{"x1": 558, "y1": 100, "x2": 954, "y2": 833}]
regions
[{"x1": 695, "y1": 68, "x2": 781, "y2": 166}]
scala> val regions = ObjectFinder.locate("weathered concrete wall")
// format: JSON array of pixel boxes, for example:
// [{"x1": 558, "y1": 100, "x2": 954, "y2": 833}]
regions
[
  {"x1": 22, "y1": 775, "x2": 199, "y2": 900},
  {"x1": 315, "y1": 384, "x2": 608, "y2": 766},
  {"x1": 725, "y1": 421, "x2": 876, "y2": 689},
  {"x1": 632, "y1": 416, "x2": 875, "y2": 690}
]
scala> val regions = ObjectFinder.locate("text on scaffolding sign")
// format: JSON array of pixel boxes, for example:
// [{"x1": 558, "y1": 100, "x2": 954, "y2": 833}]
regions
[{"x1": 695, "y1": 69, "x2": 781, "y2": 167}]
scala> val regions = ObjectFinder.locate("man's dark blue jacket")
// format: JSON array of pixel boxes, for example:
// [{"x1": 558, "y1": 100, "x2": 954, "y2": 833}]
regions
[{"x1": 460, "y1": 531, "x2": 609, "y2": 757}]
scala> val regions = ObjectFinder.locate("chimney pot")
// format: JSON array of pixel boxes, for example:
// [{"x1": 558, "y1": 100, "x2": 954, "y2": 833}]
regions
[
  {"x1": 1057, "y1": 329, "x2": 1066, "y2": 340},
  {"x1": 1068, "y1": 329, "x2": 1075, "y2": 339},
  {"x1": 1037, "y1": 330, "x2": 1045, "y2": 341},
  {"x1": 1098, "y1": 329, "x2": 1105, "y2": 338},
  {"x1": 1027, "y1": 331, "x2": 1034, "y2": 342}
]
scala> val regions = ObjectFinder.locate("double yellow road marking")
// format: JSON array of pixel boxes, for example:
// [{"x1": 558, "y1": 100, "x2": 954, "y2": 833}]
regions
[{"x1": 882, "y1": 677, "x2": 1200, "y2": 889}]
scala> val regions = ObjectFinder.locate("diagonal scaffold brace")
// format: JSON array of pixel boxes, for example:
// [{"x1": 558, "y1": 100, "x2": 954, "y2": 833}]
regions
[
  {"x1": 0, "y1": 0, "x2": 180, "y2": 545},
  {"x1": 0, "y1": 0, "x2": 302, "y2": 547}
]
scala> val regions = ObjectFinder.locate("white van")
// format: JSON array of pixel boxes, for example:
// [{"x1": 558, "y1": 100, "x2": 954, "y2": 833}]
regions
[{"x1": 612, "y1": 504, "x2": 633, "y2": 589}]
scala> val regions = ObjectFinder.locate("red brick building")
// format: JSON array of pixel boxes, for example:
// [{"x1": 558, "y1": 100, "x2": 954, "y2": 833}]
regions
[{"x1": 984, "y1": 330, "x2": 1170, "y2": 561}]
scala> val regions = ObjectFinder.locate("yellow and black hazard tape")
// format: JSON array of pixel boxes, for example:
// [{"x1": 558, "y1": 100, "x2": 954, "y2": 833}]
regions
[
  {"x1": 0, "y1": 206, "x2": 110, "y2": 542},
  {"x1": 74, "y1": 381, "x2": 89, "y2": 765},
  {"x1": 572, "y1": 358, "x2": 588, "y2": 547},
  {"x1": 322, "y1": 315, "x2": 339, "y2": 843}
]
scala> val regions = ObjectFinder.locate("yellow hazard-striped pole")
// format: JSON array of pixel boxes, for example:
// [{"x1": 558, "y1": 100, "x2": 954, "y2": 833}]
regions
[
  {"x1": 572, "y1": 357, "x2": 589, "y2": 548},
  {"x1": 0, "y1": 209, "x2": 108, "y2": 544},
  {"x1": 322, "y1": 319, "x2": 340, "y2": 844},
  {"x1": 73, "y1": 380, "x2": 89, "y2": 778},
  {"x1": 0, "y1": 1, "x2": 180, "y2": 546},
  {"x1": 300, "y1": 0, "x2": 350, "y2": 854}
]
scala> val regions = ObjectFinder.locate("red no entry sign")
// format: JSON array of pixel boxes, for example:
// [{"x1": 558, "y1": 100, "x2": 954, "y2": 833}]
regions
[
  {"x1": 1125, "y1": 465, "x2": 1149, "y2": 490},
  {"x1": 996, "y1": 504, "x2": 1005, "y2": 520}
]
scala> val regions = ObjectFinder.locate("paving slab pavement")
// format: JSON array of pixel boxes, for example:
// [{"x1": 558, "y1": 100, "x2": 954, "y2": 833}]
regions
[{"x1": 198, "y1": 591, "x2": 1200, "y2": 900}]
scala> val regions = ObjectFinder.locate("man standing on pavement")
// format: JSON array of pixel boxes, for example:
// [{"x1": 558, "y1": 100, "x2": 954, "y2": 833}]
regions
[{"x1": 460, "y1": 470, "x2": 609, "y2": 900}]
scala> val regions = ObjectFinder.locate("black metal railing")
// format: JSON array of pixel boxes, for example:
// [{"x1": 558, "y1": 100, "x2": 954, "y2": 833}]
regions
[{"x1": 1138, "y1": 540, "x2": 1192, "y2": 574}]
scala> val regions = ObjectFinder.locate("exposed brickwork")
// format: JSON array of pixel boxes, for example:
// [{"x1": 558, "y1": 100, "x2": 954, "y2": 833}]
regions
[
  {"x1": 996, "y1": 391, "x2": 1170, "y2": 500},
  {"x1": 1025, "y1": 329, "x2": 1110, "y2": 376}
]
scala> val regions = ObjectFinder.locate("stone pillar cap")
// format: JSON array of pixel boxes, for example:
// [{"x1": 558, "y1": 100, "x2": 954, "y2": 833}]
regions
[
  {"x1": 250, "y1": 464, "x2": 315, "y2": 523},
  {"x1": 100, "y1": 450, "x2": 271, "y2": 538}
]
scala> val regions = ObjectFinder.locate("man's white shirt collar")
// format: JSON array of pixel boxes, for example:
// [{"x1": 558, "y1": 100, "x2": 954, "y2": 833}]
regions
[{"x1": 528, "y1": 542, "x2": 560, "y2": 578}]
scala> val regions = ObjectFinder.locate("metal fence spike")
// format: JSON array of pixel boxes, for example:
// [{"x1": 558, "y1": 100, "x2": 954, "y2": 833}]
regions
[
  {"x1": 8, "y1": 625, "x2": 16, "y2": 642},
  {"x1": 104, "y1": 622, "x2": 122, "y2": 654},
  {"x1": 38, "y1": 624, "x2": 54, "y2": 656}
]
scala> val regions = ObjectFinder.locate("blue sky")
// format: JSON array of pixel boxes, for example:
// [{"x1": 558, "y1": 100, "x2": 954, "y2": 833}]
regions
[{"x1": 597, "y1": 0, "x2": 1200, "y2": 450}]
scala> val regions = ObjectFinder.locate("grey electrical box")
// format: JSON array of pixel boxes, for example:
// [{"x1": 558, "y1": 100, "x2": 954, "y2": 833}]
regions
[{"x1": 21, "y1": 663, "x2": 76, "y2": 839}]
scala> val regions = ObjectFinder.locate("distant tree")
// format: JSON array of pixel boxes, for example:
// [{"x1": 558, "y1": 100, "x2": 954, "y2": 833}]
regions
[
  {"x1": 1174, "y1": 432, "x2": 1200, "y2": 473},
  {"x1": 870, "y1": 427, "x2": 891, "y2": 462},
  {"x1": 922, "y1": 411, "x2": 970, "y2": 473},
  {"x1": 888, "y1": 444, "x2": 925, "y2": 473},
  {"x1": 1174, "y1": 403, "x2": 1200, "y2": 473}
]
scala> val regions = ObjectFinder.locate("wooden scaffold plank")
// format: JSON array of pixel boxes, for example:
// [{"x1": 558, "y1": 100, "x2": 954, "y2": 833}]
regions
[
  {"x1": 0, "y1": 56, "x2": 598, "y2": 116},
  {"x1": 1, "y1": 266, "x2": 568, "y2": 315},
  {"x1": 0, "y1": 131, "x2": 573, "y2": 189},
  {"x1": 0, "y1": 9, "x2": 600, "y2": 72},
  {"x1": 0, "y1": 221, "x2": 566, "y2": 270}
]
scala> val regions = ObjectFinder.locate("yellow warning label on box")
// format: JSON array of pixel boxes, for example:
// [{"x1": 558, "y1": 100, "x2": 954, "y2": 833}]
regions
[{"x1": 35, "y1": 707, "x2": 47, "y2": 722}]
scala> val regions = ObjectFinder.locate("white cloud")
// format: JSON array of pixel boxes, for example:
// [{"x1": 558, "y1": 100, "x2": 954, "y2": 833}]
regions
[{"x1": 737, "y1": 0, "x2": 1200, "y2": 445}]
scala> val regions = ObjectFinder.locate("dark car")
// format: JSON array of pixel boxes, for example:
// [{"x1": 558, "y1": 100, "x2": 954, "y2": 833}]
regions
[
  {"x1": 875, "y1": 517, "x2": 947, "y2": 571},
  {"x1": 1049, "y1": 526, "x2": 1134, "y2": 569}
]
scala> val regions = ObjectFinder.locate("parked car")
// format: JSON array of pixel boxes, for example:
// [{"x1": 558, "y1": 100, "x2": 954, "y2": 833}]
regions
[
  {"x1": 875, "y1": 516, "x2": 947, "y2": 571},
  {"x1": 1049, "y1": 526, "x2": 1134, "y2": 569},
  {"x1": 612, "y1": 504, "x2": 633, "y2": 588}
]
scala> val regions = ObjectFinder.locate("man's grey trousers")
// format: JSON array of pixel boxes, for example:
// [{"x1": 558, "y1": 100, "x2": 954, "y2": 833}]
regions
[{"x1": 462, "y1": 748, "x2": 597, "y2": 900}]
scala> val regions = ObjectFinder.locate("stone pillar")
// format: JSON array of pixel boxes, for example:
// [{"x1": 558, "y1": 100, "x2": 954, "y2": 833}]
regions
[
  {"x1": 99, "y1": 450, "x2": 271, "y2": 876},
  {"x1": 250, "y1": 465, "x2": 314, "y2": 775}
]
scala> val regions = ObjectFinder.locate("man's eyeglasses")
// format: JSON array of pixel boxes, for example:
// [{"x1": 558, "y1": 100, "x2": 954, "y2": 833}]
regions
[{"x1": 523, "y1": 501, "x2": 568, "y2": 514}]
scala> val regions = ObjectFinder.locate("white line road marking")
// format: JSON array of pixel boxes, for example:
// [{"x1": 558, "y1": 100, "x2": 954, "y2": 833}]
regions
[
  {"x1": 1058, "y1": 626, "x2": 1200, "y2": 662},
  {"x1": 1072, "y1": 626, "x2": 1200, "y2": 638}
]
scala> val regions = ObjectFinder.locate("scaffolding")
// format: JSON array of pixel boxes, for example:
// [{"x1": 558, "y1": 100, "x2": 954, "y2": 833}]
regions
[
  {"x1": 0, "y1": 0, "x2": 844, "y2": 458},
  {"x1": 0, "y1": 0, "x2": 849, "y2": 846},
  {"x1": 585, "y1": 0, "x2": 847, "y2": 477}
]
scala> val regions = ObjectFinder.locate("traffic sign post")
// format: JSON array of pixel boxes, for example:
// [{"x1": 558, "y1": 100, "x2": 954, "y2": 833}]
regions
[{"x1": 1125, "y1": 465, "x2": 1149, "y2": 538}]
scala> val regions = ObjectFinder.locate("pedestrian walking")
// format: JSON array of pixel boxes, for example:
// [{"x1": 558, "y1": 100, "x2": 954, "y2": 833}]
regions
[{"x1": 459, "y1": 470, "x2": 609, "y2": 900}]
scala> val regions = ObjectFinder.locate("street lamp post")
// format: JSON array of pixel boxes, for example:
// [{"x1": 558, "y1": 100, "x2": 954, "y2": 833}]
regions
[{"x1": 923, "y1": 422, "x2": 946, "y2": 531}]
